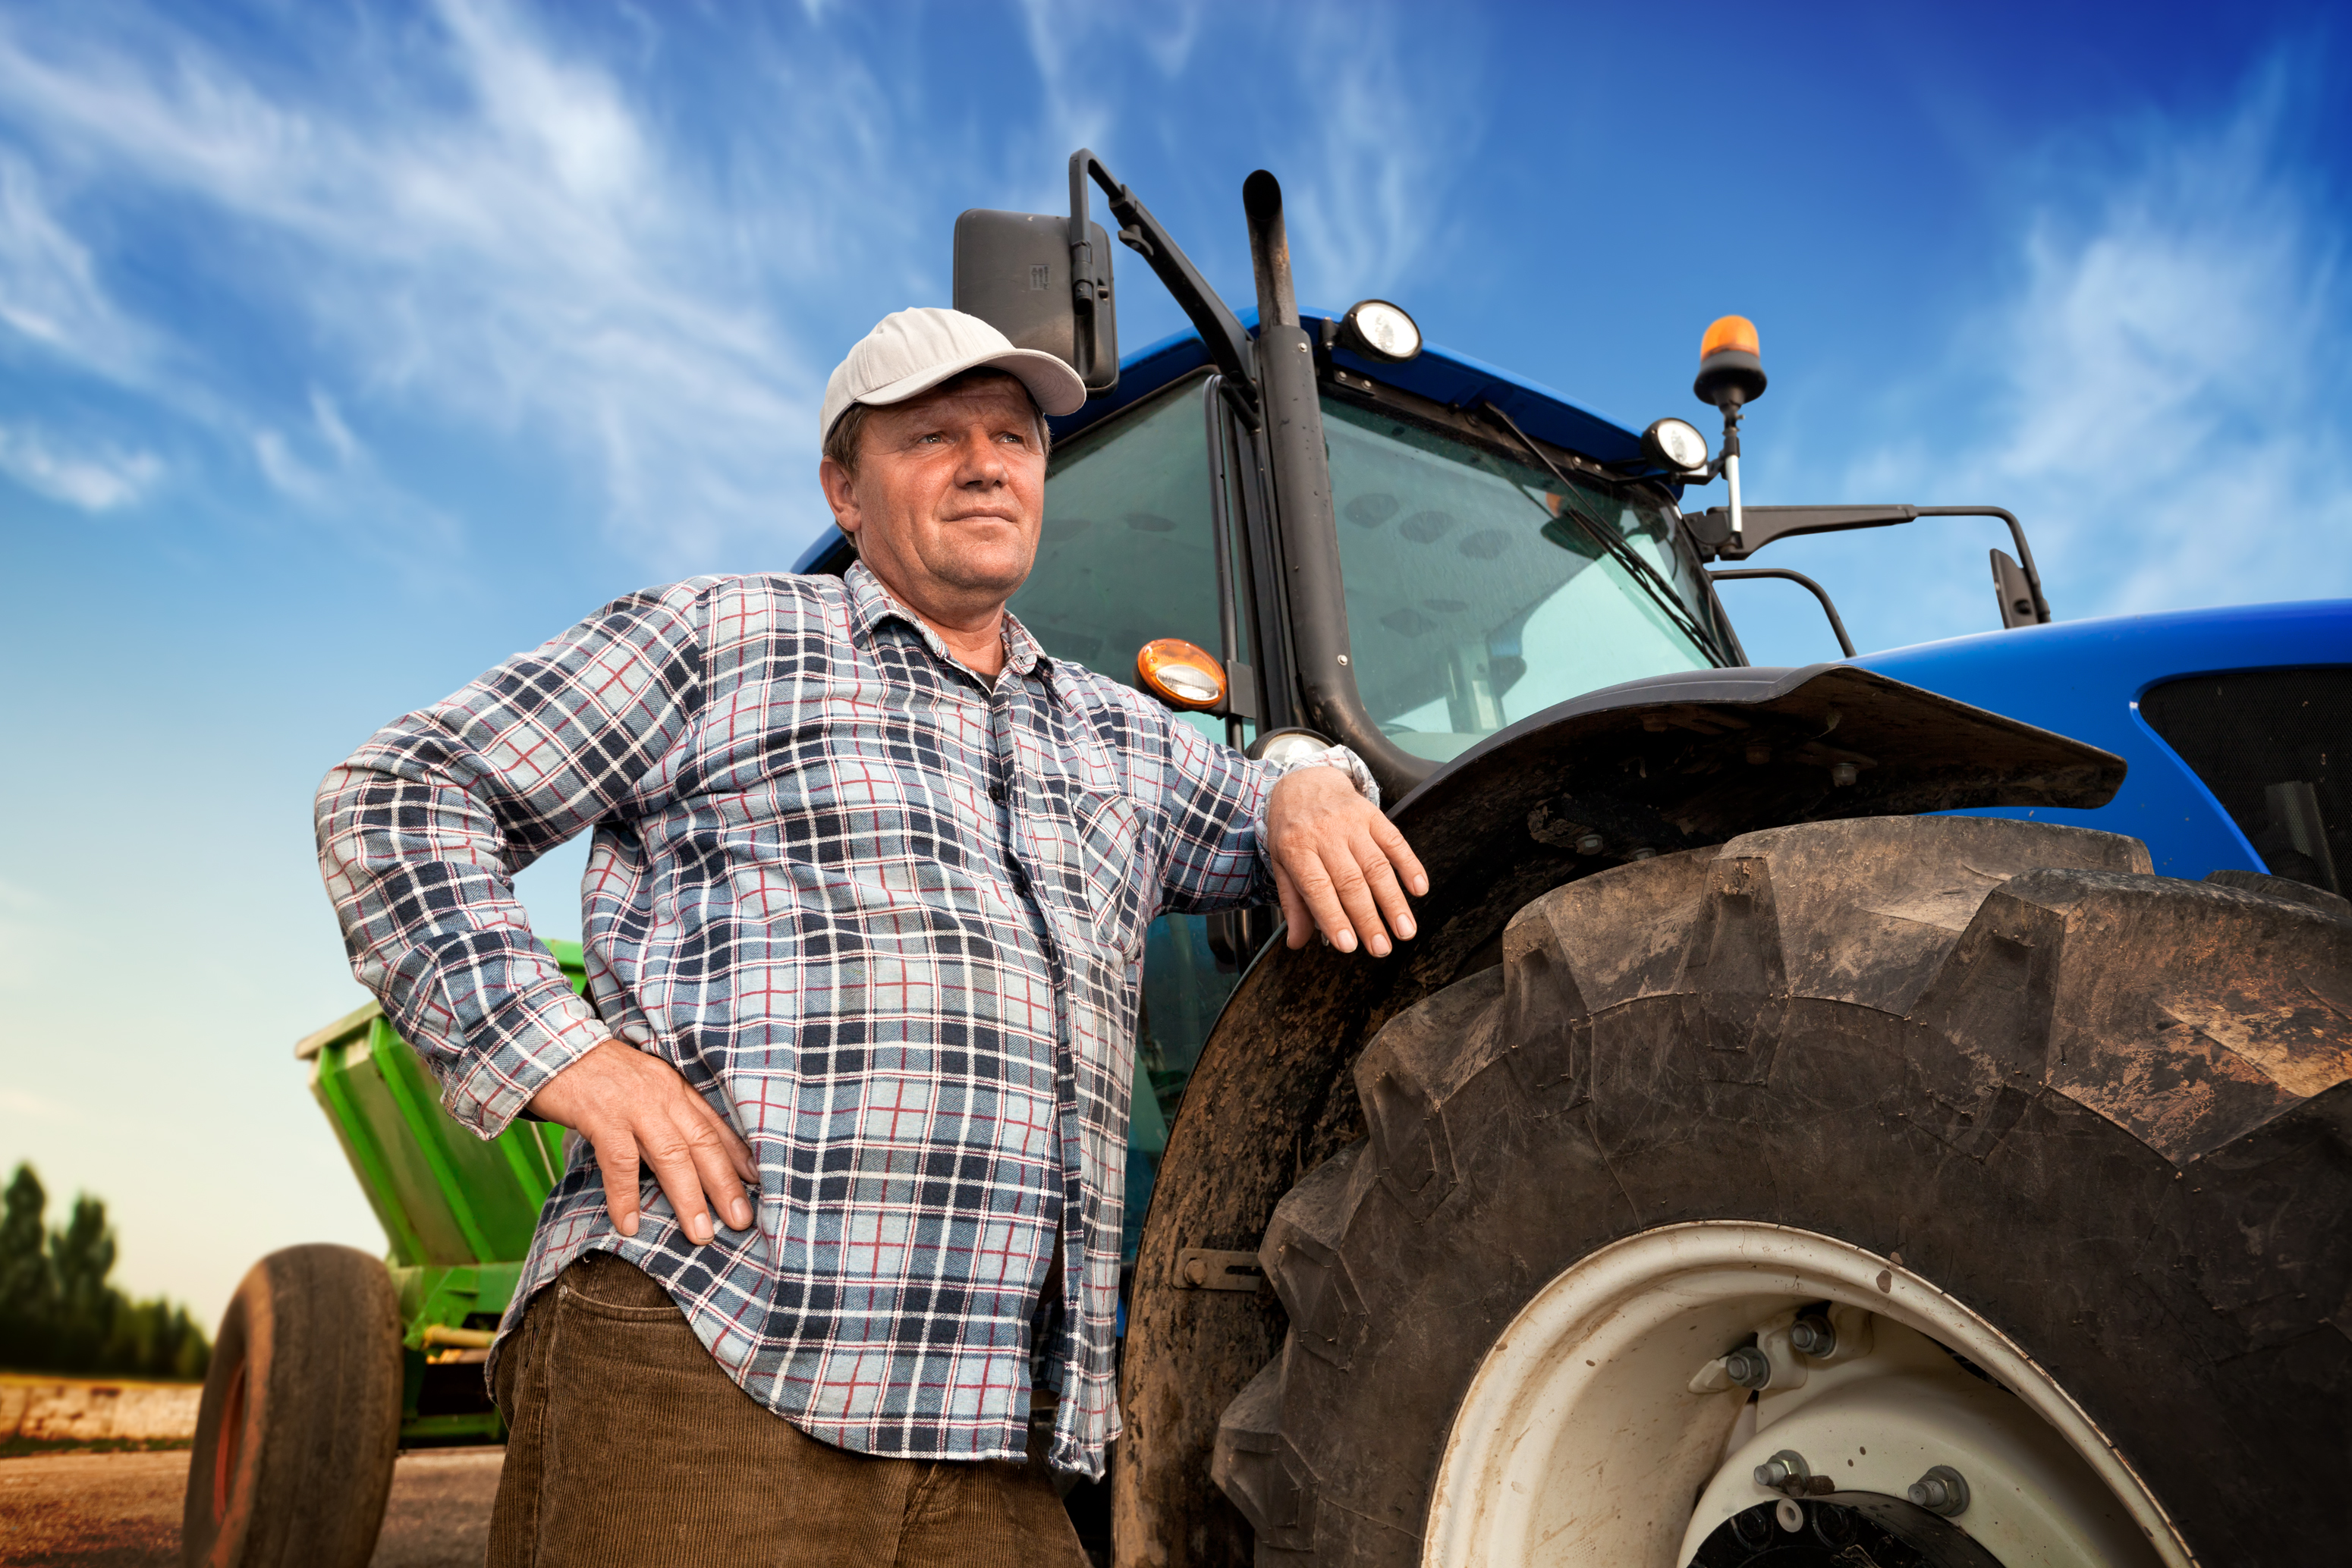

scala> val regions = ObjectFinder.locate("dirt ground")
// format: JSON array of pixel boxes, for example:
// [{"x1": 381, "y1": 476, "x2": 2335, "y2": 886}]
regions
[{"x1": 0, "y1": 1444, "x2": 502, "y2": 1566}]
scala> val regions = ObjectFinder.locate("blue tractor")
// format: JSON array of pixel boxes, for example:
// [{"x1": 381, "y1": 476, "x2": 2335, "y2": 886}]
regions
[
  {"x1": 185, "y1": 149, "x2": 2347, "y2": 1568},
  {"x1": 845, "y1": 154, "x2": 2348, "y2": 1566}
]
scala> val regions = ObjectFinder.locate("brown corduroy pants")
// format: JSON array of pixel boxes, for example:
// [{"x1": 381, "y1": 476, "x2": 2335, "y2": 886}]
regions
[{"x1": 486, "y1": 1252, "x2": 1090, "y2": 1567}]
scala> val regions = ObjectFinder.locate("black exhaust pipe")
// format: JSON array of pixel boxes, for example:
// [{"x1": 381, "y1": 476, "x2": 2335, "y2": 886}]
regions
[{"x1": 1241, "y1": 171, "x2": 1429, "y2": 800}]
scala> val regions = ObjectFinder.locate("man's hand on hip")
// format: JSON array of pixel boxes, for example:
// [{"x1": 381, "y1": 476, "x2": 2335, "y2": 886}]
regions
[
  {"x1": 1265, "y1": 765, "x2": 1429, "y2": 957},
  {"x1": 526, "y1": 1039, "x2": 756, "y2": 1244}
]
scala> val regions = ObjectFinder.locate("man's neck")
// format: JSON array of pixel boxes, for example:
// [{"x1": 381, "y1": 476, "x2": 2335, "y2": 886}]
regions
[
  {"x1": 930, "y1": 614, "x2": 1008, "y2": 679},
  {"x1": 862, "y1": 559, "x2": 1010, "y2": 679}
]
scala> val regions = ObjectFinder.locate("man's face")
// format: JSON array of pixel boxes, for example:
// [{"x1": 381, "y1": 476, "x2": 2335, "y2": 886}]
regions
[{"x1": 819, "y1": 376, "x2": 1046, "y2": 617}]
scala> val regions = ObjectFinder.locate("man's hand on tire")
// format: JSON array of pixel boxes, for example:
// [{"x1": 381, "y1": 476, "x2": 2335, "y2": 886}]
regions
[
  {"x1": 1265, "y1": 765, "x2": 1429, "y2": 957},
  {"x1": 527, "y1": 1039, "x2": 756, "y2": 1244}
]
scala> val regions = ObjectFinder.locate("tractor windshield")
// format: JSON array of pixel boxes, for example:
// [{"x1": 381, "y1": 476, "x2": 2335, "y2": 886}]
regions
[{"x1": 1322, "y1": 397, "x2": 1722, "y2": 762}]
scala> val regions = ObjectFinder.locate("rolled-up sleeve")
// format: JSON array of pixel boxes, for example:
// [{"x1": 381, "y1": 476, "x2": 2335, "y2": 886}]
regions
[
  {"x1": 313, "y1": 579, "x2": 714, "y2": 1135},
  {"x1": 1146, "y1": 705, "x2": 1381, "y2": 914}
]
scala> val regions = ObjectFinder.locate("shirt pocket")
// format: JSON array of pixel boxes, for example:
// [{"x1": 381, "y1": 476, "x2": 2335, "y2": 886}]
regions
[{"x1": 1027, "y1": 786, "x2": 1152, "y2": 963}]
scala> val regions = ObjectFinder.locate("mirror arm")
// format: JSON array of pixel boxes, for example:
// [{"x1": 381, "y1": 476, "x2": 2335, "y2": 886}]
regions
[
  {"x1": 1063, "y1": 158, "x2": 1108, "y2": 388},
  {"x1": 1915, "y1": 506, "x2": 2050, "y2": 624},
  {"x1": 1073, "y1": 150, "x2": 1258, "y2": 412},
  {"x1": 1694, "y1": 503, "x2": 2051, "y2": 624}
]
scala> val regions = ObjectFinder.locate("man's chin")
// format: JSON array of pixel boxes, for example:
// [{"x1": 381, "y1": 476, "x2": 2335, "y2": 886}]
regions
[
  {"x1": 938, "y1": 568, "x2": 1033, "y2": 602},
  {"x1": 927, "y1": 548, "x2": 1036, "y2": 600}
]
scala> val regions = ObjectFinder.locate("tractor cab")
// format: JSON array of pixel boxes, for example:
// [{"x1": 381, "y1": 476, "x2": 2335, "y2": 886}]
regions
[{"x1": 789, "y1": 310, "x2": 1738, "y2": 1260}]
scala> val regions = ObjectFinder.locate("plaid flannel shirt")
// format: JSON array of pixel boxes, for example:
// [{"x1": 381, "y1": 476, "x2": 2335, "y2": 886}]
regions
[{"x1": 315, "y1": 561, "x2": 1373, "y2": 1478}]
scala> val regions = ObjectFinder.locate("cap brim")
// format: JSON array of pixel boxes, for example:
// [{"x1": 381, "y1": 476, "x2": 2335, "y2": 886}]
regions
[{"x1": 857, "y1": 345, "x2": 1089, "y2": 420}]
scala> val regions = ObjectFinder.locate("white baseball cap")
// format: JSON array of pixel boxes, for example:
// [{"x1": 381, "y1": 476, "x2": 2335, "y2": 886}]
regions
[{"x1": 820, "y1": 307, "x2": 1088, "y2": 448}]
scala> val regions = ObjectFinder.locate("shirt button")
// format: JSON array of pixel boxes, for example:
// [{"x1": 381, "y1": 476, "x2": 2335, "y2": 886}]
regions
[{"x1": 989, "y1": 781, "x2": 1005, "y2": 803}]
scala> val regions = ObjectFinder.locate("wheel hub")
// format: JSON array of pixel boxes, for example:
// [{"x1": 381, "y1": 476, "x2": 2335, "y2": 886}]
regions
[
  {"x1": 1417, "y1": 1221, "x2": 2187, "y2": 1568},
  {"x1": 1691, "y1": 1494, "x2": 2001, "y2": 1566}
]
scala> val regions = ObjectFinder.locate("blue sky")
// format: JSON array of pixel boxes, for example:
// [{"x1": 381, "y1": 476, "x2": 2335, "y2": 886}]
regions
[{"x1": 2, "y1": 0, "x2": 2347, "y2": 1328}]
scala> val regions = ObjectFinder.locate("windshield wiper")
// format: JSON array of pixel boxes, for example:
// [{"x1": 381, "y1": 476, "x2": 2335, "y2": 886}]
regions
[{"x1": 1478, "y1": 401, "x2": 1736, "y2": 668}]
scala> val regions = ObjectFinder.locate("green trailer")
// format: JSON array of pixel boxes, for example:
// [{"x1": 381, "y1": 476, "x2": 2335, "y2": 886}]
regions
[
  {"x1": 294, "y1": 940, "x2": 590, "y2": 1447},
  {"x1": 179, "y1": 943, "x2": 588, "y2": 1566}
]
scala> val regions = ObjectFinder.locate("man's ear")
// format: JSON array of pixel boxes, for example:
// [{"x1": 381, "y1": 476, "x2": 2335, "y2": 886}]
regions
[{"x1": 818, "y1": 455, "x2": 860, "y2": 540}]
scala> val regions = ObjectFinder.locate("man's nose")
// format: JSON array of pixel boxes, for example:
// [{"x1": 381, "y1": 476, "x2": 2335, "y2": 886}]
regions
[{"x1": 953, "y1": 431, "x2": 1008, "y2": 483}]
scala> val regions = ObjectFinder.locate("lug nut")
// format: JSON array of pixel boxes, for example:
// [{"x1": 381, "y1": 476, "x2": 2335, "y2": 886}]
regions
[
  {"x1": 1830, "y1": 762, "x2": 1859, "y2": 787},
  {"x1": 1907, "y1": 1465, "x2": 1970, "y2": 1517},
  {"x1": 1630, "y1": 847, "x2": 1657, "y2": 861},
  {"x1": 1745, "y1": 743, "x2": 1771, "y2": 765},
  {"x1": 1788, "y1": 1315, "x2": 1837, "y2": 1358},
  {"x1": 1753, "y1": 1449, "x2": 1810, "y2": 1490},
  {"x1": 1576, "y1": 833, "x2": 1605, "y2": 856},
  {"x1": 1725, "y1": 1346, "x2": 1772, "y2": 1390}
]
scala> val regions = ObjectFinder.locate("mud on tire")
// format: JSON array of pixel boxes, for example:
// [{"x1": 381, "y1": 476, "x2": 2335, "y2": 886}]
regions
[{"x1": 1209, "y1": 815, "x2": 2352, "y2": 1564}]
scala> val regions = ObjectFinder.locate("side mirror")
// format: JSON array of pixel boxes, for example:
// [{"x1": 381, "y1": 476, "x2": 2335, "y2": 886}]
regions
[
  {"x1": 1990, "y1": 548, "x2": 2037, "y2": 629},
  {"x1": 952, "y1": 158, "x2": 1118, "y2": 397}
]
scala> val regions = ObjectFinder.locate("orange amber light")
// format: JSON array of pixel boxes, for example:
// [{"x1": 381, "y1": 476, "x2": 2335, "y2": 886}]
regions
[
  {"x1": 1699, "y1": 314, "x2": 1760, "y2": 360},
  {"x1": 1136, "y1": 638, "x2": 1227, "y2": 711}
]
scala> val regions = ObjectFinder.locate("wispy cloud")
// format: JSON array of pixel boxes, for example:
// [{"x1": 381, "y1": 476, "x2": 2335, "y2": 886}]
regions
[
  {"x1": 1010, "y1": 0, "x2": 1475, "y2": 310},
  {"x1": 1837, "y1": 59, "x2": 2349, "y2": 629},
  {"x1": 0, "y1": 0, "x2": 1477, "y2": 564},
  {"x1": 1280, "y1": 5, "x2": 1479, "y2": 309},
  {"x1": 0, "y1": 149, "x2": 150, "y2": 376},
  {"x1": 245, "y1": 387, "x2": 463, "y2": 559},
  {"x1": 0, "y1": 0, "x2": 834, "y2": 561},
  {"x1": 0, "y1": 421, "x2": 157, "y2": 510}
]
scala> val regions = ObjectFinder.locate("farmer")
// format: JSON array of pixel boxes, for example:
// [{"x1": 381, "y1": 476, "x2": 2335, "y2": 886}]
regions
[{"x1": 315, "y1": 306, "x2": 1426, "y2": 1565}]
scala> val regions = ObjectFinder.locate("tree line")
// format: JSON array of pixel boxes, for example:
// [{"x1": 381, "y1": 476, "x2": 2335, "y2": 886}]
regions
[{"x1": 1, "y1": 1162, "x2": 210, "y2": 1381}]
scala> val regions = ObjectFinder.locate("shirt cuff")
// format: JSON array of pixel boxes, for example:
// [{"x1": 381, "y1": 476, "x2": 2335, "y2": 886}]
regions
[
  {"x1": 1261, "y1": 743, "x2": 1382, "y2": 810},
  {"x1": 442, "y1": 976, "x2": 611, "y2": 1139}
]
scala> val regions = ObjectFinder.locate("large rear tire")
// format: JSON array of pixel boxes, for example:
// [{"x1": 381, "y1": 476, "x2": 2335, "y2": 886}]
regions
[
  {"x1": 1210, "y1": 816, "x2": 2352, "y2": 1565},
  {"x1": 181, "y1": 1243, "x2": 404, "y2": 1568}
]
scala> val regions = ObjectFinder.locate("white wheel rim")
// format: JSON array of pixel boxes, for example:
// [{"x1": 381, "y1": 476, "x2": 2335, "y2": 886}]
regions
[{"x1": 1419, "y1": 1221, "x2": 2192, "y2": 1568}]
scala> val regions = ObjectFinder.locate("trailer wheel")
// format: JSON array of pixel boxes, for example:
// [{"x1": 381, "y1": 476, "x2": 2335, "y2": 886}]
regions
[
  {"x1": 182, "y1": 1243, "x2": 404, "y2": 1568},
  {"x1": 1209, "y1": 816, "x2": 2352, "y2": 1566}
]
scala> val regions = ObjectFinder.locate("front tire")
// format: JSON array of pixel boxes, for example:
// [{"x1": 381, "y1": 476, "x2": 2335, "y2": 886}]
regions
[
  {"x1": 182, "y1": 1244, "x2": 404, "y2": 1568},
  {"x1": 1210, "y1": 816, "x2": 2352, "y2": 1565}
]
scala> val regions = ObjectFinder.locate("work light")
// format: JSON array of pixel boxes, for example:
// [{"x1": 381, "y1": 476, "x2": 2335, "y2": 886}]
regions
[
  {"x1": 1641, "y1": 418, "x2": 1709, "y2": 473},
  {"x1": 1341, "y1": 300, "x2": 1422, "y2": 363},
  {"x1": 1248, "y1": 728, "x2": 1336, "y2": 766}
]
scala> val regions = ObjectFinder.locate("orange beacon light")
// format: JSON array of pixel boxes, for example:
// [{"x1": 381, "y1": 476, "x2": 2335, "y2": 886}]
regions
[{"x1": 1693, "y1": 315, "x2": 1768, "y2": 547}]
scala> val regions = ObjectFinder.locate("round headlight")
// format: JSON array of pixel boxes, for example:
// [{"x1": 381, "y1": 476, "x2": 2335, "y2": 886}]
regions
[
  {"x1": 1641, "y1": 417, "x2": 1709, "y2": 473},
  {"x1": 1341, "y1": 299, "x2": 1422, "y2": 363},
  {"x1": 1247, "y1": 727, "x2": 1335, "y2": 766}
]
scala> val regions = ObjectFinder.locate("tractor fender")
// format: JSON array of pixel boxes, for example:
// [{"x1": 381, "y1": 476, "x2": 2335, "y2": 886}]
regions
[{"x1": 1114, "y1": 662, "x2": 2124, "y2": 1566}]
